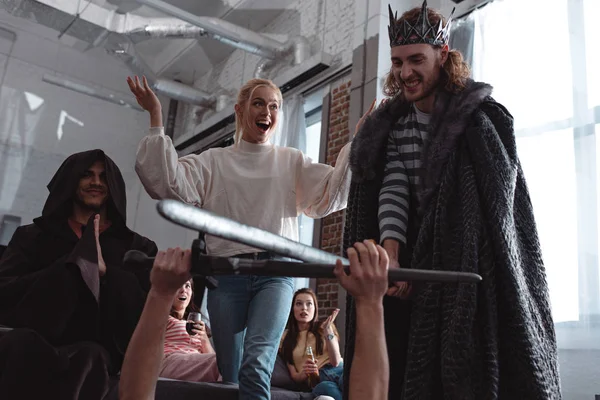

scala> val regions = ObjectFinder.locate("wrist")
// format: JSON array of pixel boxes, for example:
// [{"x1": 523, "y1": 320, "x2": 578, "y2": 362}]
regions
[
  {"x1": 149, "y1": 106, "x2": 162, "y2": 115},
  {"x1": 382, "y1": 238, "x2": 400, "y2": 260},
  {"x1": 149, "y1": 108, "x2": 163, "y2": 127},
  {"x1": 355, "y1": 300, "x2": 384, "y2": 314},
  {"x1": 148, "y1": 287, "x2": 177, "y2": 302}
]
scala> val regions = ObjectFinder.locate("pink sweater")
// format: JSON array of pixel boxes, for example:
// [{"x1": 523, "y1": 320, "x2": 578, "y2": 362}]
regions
[{"x1": 163, "y1": 316, "x2": 204, "y2": 356}]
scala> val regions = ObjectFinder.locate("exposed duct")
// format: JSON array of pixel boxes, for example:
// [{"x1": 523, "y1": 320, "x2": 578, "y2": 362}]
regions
[
  {"x1": 137, "y1": 0, "x2": 313, "y2": 70},
  {"x1": 107, "y1": 39, "x2": 216, "y2": 108},
  {"x1": 254, "y1": 36, "x2": 311, "y2": 79},
  {"x1": 0, "y1": 0, "x2": 316, "y2": 108},
  {"x1": 126, "y1": 24, "x2": 208, "y2": 43},
  {"x1": 0, "y1": 0, "x2": 218, "y2": 106},
  {"x1": 42, "y1": 73, "x2": 144, "y2": 111},
  {"x1": 0, "y1": 0, "x2": 332, "y2": 149},
  {"x1": 136, "y1": 0, "x2": 287, "y2": 59}
]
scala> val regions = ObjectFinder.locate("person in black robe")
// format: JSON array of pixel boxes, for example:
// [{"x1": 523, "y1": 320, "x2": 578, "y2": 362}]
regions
[{"x1": 0, "y1": 149, "x2": 157, "y2": 400}]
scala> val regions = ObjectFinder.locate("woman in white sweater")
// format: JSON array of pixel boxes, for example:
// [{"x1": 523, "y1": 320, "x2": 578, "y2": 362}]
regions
[{"x1": 127, "y1": 76, "x2": 353, "y2": 400}]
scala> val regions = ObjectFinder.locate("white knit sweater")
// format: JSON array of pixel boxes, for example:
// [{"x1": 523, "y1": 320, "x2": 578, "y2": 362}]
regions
[{"x1": 136, "y1": 127, "x2": 352, "y2": 257}]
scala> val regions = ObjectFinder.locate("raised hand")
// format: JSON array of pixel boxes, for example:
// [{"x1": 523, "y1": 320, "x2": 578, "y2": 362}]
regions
[
  {"x1": 150, "y1": 248, "x2": 192, "y2": 298},
  {"x1": 320, "y1": 308, "x2": 340, "y2": 335},
  {"x1": 127, "y1": 76, "x2": 162, "y2": 115},
  {"x1": 334, "y1": 240, "x2": 389, "y2": 306},
  {"x1": 94, "y1": 214, "x2": 106, "y2": 277}
]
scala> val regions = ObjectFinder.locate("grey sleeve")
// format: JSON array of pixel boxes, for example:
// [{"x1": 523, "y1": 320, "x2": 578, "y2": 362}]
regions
[{"x1": 378, "y1": 134, "x2": 410, "y2": 245}]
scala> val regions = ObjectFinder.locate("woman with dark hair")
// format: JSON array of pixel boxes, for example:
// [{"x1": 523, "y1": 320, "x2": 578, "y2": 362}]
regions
[
  {"x1": 159, "y1": 279, "x2": 220, "y2": 382},
  {"x1": 280, "y1": 288, "x2": 343, "y2": 400}
]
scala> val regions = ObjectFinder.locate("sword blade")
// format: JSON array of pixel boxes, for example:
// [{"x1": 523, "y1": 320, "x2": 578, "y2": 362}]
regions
[
  {"x1": 158, "y1": 199, "x2": 349, "y2": 265},
  {"x1": 200, "y1": 256, "x2": 482, "y2": 283},
  {"x1": 155, "y1": 200, "x2": 483, "y2": 284}
]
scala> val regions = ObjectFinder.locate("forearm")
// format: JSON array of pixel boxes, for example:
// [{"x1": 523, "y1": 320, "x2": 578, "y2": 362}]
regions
[
  {"x1": 119, "y1": 289, "x2": 174, "y2": 400},
  {"x1": 300, "y1": 142, "x2": 352, "y2": 218},
  {"x1": 325, "y1": 336, "x2": 343, "y2": 367},
  {"x1": 378, "y1": 151, "x2": 410, "y2": 245},
  {"x1": 382, "y1": 239, "x2": 400, "y2": 261},
  {"x1": 149, "y1": 108, "x2": 163, "y2": 128},
  {"x1": 349, "y1": 302, "x2": 388, "y2": 400},
  {"x1": 135, "y1": 129, "x2": 205, "y2": 204}
]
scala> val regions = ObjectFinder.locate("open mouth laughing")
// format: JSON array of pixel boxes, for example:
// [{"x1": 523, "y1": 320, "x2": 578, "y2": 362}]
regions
[
  {"x1": 256, "y1": 120, "x2": 271, "y2": 133},
  {"x1": 404, "y1": 79, "x2": 421, "y2": 92}
]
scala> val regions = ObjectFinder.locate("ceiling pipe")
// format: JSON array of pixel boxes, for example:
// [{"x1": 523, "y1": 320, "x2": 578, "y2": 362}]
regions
[
  {"x1": 136, "y1": 0, "x2": 287, "y2": 59},
  {"x1": 126, "y1": 24, "x2": 209, "y2": 43},
  {"x1": 42, "y1": 74, "x2": 144, "y2": 111},
  {"x1": 107, "y1": 39, "x2": 216, "y2": 108},
  {"x1": 0, "y1": 0, "x2": 313, "y2": 107},
  {"x1": 254, "y1": 36, "x2": 311, "y2": 79},
  {"x1": 0, "y1": 0, "x2": 218, "y2": 107},
  {"x1": 134, "y1": 0, "x2": 314, "y2": 79}
]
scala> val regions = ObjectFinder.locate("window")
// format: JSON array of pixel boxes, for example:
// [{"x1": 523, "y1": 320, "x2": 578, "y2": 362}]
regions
[{"x1": 466, "y1": 0, "x2": 600, "y2": 396}]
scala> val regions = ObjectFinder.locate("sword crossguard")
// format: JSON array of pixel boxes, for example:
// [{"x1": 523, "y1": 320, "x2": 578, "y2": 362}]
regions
[{"x1": 191, "y1": 238, "x2": 218, "y2": 290}]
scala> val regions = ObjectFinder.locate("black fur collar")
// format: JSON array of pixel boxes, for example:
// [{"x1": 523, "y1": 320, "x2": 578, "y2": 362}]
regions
[{"x1": 349, "y1": 80, "x2": 493, "y2": 183}]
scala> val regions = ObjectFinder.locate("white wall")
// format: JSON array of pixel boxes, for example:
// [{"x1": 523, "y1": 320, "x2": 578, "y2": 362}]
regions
[{"x1": 0, "y1": 10, "x2": 196, "y2": 250}]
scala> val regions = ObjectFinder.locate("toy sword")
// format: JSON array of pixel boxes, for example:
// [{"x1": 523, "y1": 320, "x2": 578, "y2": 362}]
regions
[{"x1": 122, "y1": 200, "x2": 482, "y2": 284}]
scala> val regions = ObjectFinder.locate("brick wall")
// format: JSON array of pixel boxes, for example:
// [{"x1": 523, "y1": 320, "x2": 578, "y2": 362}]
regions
[{"x1": 316, "y1": 79, "x2": 351, "y2": 318}]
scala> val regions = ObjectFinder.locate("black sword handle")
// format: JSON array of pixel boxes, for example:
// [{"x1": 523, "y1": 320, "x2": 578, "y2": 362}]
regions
[
  {"x1": 123, "y1": 248, "x2": 219, "y2": 288},
  {"x1": 123, "y1": 250, "x2": 155, "y2": 270},
  {"x1": 123, "y1": 251, "x2": 482, "y2": 284},
  {"x1": 227, "y1": 258, "x2": 481, "y2": 283}
]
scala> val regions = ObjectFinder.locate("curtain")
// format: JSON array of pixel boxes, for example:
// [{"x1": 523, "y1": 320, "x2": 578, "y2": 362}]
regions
[
  {"x1": 271, "y1": 94, "x2": 307, "y2": 153},
  {"x1": 271, "y1": 94, "x2": 311, "y2": 291},
  {"x1": 468, "y1": 0, "x2": 600, "y2": 396},
  {"x1": 449, "y1": 13, "x2": 475, "y2": 68}
]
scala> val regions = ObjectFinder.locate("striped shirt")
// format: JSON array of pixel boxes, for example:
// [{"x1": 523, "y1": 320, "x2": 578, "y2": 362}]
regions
[
  {"x1": 379, "y1": 105, "x2": 431, "y2": 245},
  {"x1": 164, "y1": 316, "x2": 204, "y2": 356}
]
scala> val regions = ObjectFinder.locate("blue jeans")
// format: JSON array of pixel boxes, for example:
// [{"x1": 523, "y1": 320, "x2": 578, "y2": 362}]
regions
[
  {"x1": 313, "y1": 363, "x2": 344, "y2": 400},
  {"x1": 207, "y1": 274, "x2": 294, "y2": 400}
]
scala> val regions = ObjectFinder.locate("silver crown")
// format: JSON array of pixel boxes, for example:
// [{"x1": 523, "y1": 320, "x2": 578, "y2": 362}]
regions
[{"x1": 388, "y1": 1, "x2": 455, "y2": 47}]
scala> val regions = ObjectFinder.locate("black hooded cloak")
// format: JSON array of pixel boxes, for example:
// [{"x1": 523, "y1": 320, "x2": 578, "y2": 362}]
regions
[{"x1": 0, "y1": 149, "x2": 157, "y2": 399}]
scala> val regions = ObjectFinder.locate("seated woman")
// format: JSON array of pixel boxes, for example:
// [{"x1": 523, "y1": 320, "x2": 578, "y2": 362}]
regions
[
  {"x1": 280, "y1": 288, "x2": 343, "y2": 400},
  {"x1": 160, "y1": 279, "x2": 220, "y2": 382}
]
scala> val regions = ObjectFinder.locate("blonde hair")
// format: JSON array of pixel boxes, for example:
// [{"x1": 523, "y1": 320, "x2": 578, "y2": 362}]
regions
[
  {"x1": 383, "y1": 6, "x2": 471, "y2": 97},
  {"x1": 234, "y1": 78, "x2": 283, "y2": 145}
]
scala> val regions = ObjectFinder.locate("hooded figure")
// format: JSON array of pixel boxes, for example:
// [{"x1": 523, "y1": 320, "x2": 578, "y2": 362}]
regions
[{"x1": 0, "y1": 149, "x2": 157, "y2": 400}]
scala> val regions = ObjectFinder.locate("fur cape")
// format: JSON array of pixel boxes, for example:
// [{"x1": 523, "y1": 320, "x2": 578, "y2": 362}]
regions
[{"x1": 342, "y1": 80, "x2": 562, "y2": 399}]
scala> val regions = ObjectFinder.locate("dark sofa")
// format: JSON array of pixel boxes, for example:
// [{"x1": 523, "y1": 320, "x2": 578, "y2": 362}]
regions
[{"x1": 104, "y1": 355, "x2": 314, "y2": 400}]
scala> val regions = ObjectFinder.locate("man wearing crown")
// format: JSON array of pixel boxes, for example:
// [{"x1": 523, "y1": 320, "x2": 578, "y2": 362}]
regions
[{"x1": 342, "y1": 1, "x2": 561, "y2": 399}]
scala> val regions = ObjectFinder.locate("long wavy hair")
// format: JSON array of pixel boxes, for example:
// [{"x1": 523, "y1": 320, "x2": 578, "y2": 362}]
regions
[
  {"x1": 383, "y1": 6, "x2": 471, "y2": 97},
  {"x1": 233, "y1": 78, "x2": 283, "y2": 145},
  {"x1": 281, "y1": 288, "x2": 338, "y2": 365}
]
